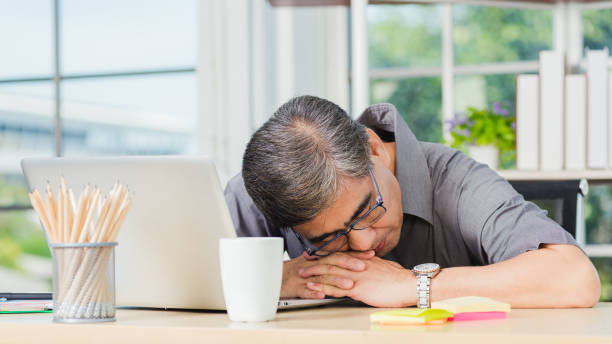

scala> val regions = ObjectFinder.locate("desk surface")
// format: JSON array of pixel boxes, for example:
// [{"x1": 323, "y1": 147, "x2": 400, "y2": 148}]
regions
[{"x1": 1, "y1": 303, "x2": 611, "y2": 344}]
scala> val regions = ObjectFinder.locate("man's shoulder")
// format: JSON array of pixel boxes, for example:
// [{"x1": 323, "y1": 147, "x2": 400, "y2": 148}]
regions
[
  {"x1": 224, "y1": 173, "x2": 254, "y2": 210},
  {"x1": 225, "y1": 172, "x2": 246, "y2": 194},
  {"x1": 419, "y1": 141, "x2": 458, "y2": 159},
  {"x1": 418, "y1": 142, "x2": 502, "y2": 190},
  {"x1": 419, "y1": 142, "x2": 469, "y2": 177}
]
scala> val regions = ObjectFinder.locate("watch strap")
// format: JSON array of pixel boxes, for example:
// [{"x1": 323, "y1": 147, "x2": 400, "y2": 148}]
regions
[{"x1": 416, "y1": 274, "x2": 431, "y2": 309}]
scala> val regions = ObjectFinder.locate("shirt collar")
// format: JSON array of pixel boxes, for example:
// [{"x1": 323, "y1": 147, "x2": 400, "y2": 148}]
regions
[{"x1": 357, "y1": 103, "x2": 434, "y2": 225}]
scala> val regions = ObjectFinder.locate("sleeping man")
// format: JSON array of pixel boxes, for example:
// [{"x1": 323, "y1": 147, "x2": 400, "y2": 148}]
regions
[{"x1": 224, "y1": 95, "x2": 600, "y2": 308}]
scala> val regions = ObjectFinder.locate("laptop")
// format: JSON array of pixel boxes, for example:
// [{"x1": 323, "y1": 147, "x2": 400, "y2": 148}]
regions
[{"x1": 21, "y1": 156, "x2": 341, "y2": 310}]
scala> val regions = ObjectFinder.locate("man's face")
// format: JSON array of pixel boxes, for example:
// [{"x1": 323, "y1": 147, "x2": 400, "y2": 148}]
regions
[{"x1": 293, "y1": 158, "x2": 403, "y2": 257}]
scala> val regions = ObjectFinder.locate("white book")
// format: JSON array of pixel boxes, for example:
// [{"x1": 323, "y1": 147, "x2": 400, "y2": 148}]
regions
[
  {"x1": 586, "y1": 49, "x2": 608, "y2": 169},
  {"x1": 516, "y1": 74, "x2": 539, "y2": 170},
  {"x1": 539, "y1": 50, "x2": 565, "y2": 170},
  {"x1": 565, "y1": 74, "x2": 587, "y2": 170}
]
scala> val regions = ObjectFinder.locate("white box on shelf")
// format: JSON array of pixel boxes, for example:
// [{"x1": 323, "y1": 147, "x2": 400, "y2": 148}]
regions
[
  {"x1": 515, "y1": 74, "x2": 539, "y2": 170},
  {"x1": 586, "y1": 48, "x2": 608, "y2": 169},
  {"x1": 539, "y1": 50, "x2": 565, "y2": 171},
  {"x1": 565, "y1": 74, "x2": 587, "y2": 170}
]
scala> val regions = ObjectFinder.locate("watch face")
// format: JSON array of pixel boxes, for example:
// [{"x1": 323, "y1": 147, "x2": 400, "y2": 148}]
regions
[{"x1": 413, "y1": 263, "x2": 440, "y2": 273}]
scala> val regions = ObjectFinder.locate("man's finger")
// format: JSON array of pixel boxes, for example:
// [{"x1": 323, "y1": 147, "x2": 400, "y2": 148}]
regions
[
  {"x1": 307, "y1": 282, "x2": 350, "y2": 298},
  {"x1": 346, "y1": 250, "x2": 375, "y2": 259},
  {"x1": 300, "y1": 286, "x2": 325, "y2": 299},
  {"x1": 306, "y1": 274, "x2": 354, "y2": 290},
  {"x1": 302, "y1": 251, "x2": 319, "y2": 261},
  {"x1": 318, "y1": 252, "x2": 367, "y2": 272},
  {"x1": 299, "y1": 263, "x2": 351, "y2": 278}
]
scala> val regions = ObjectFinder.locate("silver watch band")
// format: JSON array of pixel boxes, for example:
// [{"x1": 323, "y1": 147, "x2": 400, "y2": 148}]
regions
[{"x1": 416, "y1": 274, "x2": 431, "y2": 309}]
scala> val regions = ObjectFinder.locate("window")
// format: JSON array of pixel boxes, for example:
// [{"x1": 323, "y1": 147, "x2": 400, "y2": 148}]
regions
[
  {"x1": 581, "y1": 4, "x2": 612, "y2": 303},
  {"x1": 0, "y1": 0, "x2": 197, "y2": 292},
  {"x1": 453, "y1": 5, "x2": 552, "y2": 64},
  {"x1": 368, "y1": 4, "x2": 442, "y2": 143},
  {"x1": 368, "y1": 5, "x2": 442, "y2": 69},
  {"x1": 583, "y1": 8, "x2": 612, "y2": 51},
  {"x1": 585, "y1": 184, "x2": 612, "y2": 246},
  {"x1": 370, "y1": 77, "x2": 442, "y2": 143},
  {"x1": 366, "y1": 1, "x2": 612, "y2": 301}
]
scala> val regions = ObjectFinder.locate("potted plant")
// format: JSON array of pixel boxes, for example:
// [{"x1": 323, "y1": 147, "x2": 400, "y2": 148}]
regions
[{"x1": 447, "y1": 102, "x2": 516, "y2": 170}]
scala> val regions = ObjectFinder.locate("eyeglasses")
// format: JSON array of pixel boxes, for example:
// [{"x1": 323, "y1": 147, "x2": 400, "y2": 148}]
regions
[{"x1": 292, "y1": 169, "x2": 387, "y2": 257}]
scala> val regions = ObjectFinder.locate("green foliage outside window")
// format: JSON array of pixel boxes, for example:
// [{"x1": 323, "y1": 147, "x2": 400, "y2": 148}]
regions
[
  {"x1": 368, "y1": 5, "x2": 441, "y2": 69},
  {"x1": 0, "y1": 177, "x2": 51, "y2": 271},
  {"x1": 583, "y1": 9, "x2": 612, "y2": 51},
  {"x1": 453, "y1": 5, "x2": 553, "y2": 64},
  {"x1": 370, "y1": 77, "x2": 442, "y2": 143}
]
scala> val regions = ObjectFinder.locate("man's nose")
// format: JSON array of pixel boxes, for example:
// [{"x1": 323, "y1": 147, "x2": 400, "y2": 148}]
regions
[{"x1": 347, "y1": 228, "x2": 377, "y2": 251}]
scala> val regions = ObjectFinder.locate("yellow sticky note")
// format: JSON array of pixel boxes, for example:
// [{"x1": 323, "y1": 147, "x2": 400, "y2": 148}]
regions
[
  {"x1": 431, "y1": 296, "x2": 511, "y2": 314},
  {"x1": 370, "y1": 308, "x2": 453, "y2": 325}
]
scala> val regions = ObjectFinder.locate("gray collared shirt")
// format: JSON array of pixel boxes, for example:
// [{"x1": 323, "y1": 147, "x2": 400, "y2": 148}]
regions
[{"x1": 224, "y1": 103, "x2": 578, "y2": 269}]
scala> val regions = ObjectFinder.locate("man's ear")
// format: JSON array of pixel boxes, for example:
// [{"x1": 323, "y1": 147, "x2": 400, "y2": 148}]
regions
[{"x1": 365, "y1": 128, "x2": 392, "y2": 170}]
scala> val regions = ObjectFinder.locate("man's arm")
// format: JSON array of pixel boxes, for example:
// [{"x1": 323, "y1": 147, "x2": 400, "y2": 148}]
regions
[
  {"x1": 435, "y1": 147, "x2": 600, "y2": 307},
  {"x1": 300, "y1": 244, "x2": 600, "y2": 308},
  {"x1": 301, "y1": 147, "x2": 602, "y2": 307},
  {"x1": 432, "y1": 244, "x2": 600, "y2": 308}
]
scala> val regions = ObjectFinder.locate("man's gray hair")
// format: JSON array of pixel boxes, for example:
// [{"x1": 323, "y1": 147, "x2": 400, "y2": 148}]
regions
[{"x1": 242, "y1": 95, "x2": 372, "y2": 229}]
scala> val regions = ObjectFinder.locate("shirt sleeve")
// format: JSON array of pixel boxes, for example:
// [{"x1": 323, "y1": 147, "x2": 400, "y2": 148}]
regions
[
  {"x1": 436, "y1": 148, "x2": 580, "y2": 264},
  {"x1": 224, "y1": 173, "x2": 309, "y2": 258},
  {"x1": 224, "y1": 173, "x2": 281, "y2": 238}
]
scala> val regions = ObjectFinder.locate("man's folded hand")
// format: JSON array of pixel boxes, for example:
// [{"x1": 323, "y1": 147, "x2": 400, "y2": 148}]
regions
[{"x1": 280, "y1": 251, "x2": 374, "y2": 299}]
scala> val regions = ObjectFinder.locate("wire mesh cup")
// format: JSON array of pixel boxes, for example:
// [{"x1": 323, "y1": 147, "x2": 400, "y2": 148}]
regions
[{"x1": 50, "y1": 242, "x2": 118, "y2": 323}]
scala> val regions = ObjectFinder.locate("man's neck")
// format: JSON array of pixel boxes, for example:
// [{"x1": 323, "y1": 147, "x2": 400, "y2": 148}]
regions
[{"x1": 383, "y1": 141, "x2": 397, "y2": 176}]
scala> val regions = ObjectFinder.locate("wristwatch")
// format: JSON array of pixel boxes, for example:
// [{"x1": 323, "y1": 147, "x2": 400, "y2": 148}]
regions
[{"x1": 412, "y1": 263, "x2": 440, "y2": 309}]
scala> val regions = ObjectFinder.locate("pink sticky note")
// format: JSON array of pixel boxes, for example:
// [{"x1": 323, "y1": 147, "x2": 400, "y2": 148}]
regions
[{"x1": 449, "y1": 312, "x2": 507, "y2": 321}]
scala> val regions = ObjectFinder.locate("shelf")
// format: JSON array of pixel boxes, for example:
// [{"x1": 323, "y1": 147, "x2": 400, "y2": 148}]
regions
[{"x1": 497, "y1": 169, "x2": 612, "y2": 182}]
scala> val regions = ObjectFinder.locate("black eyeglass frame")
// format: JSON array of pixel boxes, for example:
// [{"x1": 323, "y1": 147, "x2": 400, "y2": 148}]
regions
[{"x1": 291, "y1": 169, "x2": 387, "y2": 257}]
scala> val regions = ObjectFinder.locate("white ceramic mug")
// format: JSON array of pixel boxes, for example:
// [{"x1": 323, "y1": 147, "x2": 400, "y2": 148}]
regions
[{"x1": 219, "y1": 237, "x2": 283, "y2": 322}]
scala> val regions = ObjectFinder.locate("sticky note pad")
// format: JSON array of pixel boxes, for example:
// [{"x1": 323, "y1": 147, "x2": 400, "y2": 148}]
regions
[
  {"x1": 450, "y1": 311, "x2": 507, "y2": 322},
  {"x1": 370, "y1": 308, "x2": 453, "y2": 325},
  {"x1": 431, "y1": 296, "x2": 511, "y2": 314}
]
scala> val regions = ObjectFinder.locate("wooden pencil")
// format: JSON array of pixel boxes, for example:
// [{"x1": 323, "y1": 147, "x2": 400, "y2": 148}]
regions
[{"x1": 29, "y1": 179, "x2": 133, "y2": 319}]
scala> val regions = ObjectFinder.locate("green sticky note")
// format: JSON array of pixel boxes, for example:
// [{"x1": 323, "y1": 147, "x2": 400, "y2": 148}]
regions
[
  {"x1": 370, "y1": 308, "x2": 453, "y2": 324},
  {"x1": 0, "y1": 310, "x2": 53, "y2": 314}
]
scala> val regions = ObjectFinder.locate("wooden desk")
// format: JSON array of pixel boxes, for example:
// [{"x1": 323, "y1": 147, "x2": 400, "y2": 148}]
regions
[{"x1": 1, "y1": 303, "x2": 611, "y2": 344}]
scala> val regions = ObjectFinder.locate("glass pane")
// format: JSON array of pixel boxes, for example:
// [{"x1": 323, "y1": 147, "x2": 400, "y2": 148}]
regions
[
  {"x1": 0, "y1": 0, "x2": 53, "y2": 79},
  {"x1": 454, "y1": 74, "x2": 516, "y2": 113},
  {"x1": 583, "y1": 9, "x2": 612, "y2": 51},
  {"x1": 585, "y1": 184, "x2": 612, "y2": 245},
  {"x1": 370, "y1": 77, "x2": 442, "y2": 143},
  {"x1": 61, "y1": 73, "x2": 198, "y2": 155},
  {"x1": 0, "y1": 82, "x2": 55, "y2": 206},
  {"x1": 368, "y1": 4, "x2": 442, "y2": 69},
  {"x1": 61, "y1": 0, "x2": 197, "y2": 74},
  {"x1": 531, "y1": 199, "x2": 563, "y2": 225},
  {"x1": 453, "y1": 5, "x2": 552, "y2": 65},
  {"x1": 590, "y1": 258, "x2": 612, "y2": 302},
  {"x1": 0, "y1": 209, "x2": 52, "y2": 292}
]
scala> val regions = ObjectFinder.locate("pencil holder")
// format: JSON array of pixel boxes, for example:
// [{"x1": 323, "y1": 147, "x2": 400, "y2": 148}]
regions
[{"x1": 50, "y1": 242, "x2": 117, "y2": 323}]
